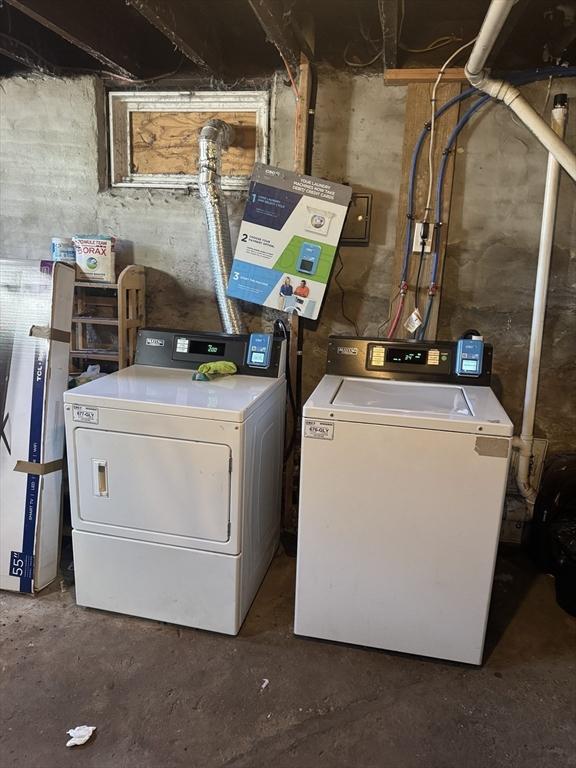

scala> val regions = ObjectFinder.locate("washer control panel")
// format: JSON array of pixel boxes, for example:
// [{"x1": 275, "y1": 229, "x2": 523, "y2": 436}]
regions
[
  {"x1": 366, "y1": 343, "x2": 452, "y2": 375},
  {"x1": 327, "y1": 337, "x2": 492, "y2": 386}
]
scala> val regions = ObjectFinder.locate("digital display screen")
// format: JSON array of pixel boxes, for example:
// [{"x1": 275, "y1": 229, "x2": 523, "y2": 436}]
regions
[
  {"x1": 300, "y1": 259, "x2": 314, "y2": 272},
  {"x1": 387, "y1": 348, "x2": 427, "y2": 365},
  {"x1": 462, "y1": 359, "x2": 479, "y2": 373},
  {"x1": 250, "y1": 352, "x2": 265, "y2": 364},
  {"x1": 186, "y1": 340, "x2": 226, "y2": 357}
]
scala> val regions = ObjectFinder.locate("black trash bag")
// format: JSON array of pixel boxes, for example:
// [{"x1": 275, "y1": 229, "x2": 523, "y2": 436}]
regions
[
  {"x1": 531, "y1": 454, "x2": 576, "y2": 616},
  {"x1": 552, "y1": 523, "x2": 576, "y2": 617}
]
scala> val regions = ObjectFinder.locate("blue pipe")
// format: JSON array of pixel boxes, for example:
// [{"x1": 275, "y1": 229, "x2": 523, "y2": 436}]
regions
[
  {"x1": 415, "y1": 97, "x2": 493, "y2": 340},
  {"x1": 404, "y1": 67, "x2": 576, "y2": 339},
  {"x1": 401, "y1": 66, "x2": 576, "y2": 286},
  {"x1": 401, "y1": 88, "x2": 477, "y2": 282},
  {"x1": 431, "y1": 96, "x2": 489, "y2": 280}
]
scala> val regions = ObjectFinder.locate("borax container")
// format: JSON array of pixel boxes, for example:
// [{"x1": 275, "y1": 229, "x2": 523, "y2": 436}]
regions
[{"x1": 73, "y1": 236, "x2": 116, "y2": 283}]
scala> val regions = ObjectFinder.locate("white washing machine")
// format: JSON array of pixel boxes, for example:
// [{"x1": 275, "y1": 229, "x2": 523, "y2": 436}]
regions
[
  {"x1": 64, "y1": 329, "x2": 286, "y2": 634},
  {"x1": 295, "y1": 336, "x2": 513, "y2": 664}
]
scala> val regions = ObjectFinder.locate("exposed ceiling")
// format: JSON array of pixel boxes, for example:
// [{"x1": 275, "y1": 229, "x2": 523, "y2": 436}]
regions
[{"x1": 0, "y1": 0, "x2": 574, "y2": 83}]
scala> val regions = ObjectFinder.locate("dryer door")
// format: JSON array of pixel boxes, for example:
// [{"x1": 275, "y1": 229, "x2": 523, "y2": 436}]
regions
[{"x1": 75, "y1": 429, "x2": 231, "y2": 543}]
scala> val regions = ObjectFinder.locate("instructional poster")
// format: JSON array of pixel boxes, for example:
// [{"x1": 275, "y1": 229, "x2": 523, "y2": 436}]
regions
[{"x1": 227, "y1": 164, "x2": 352, "y2": 320}]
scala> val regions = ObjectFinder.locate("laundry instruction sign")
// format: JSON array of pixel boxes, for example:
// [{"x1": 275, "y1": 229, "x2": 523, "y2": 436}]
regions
[{"x1": 227, "y1": 164, "x2": 351, "y2": 320}]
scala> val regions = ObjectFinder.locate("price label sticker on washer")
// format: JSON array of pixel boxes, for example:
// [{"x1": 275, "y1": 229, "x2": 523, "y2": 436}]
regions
[
  {"x1": 304, "y1": 419, "x2": 334, "y2": 440},
  {"x1": 72, "y1": 405, "x2": 99, "y2": 424}
]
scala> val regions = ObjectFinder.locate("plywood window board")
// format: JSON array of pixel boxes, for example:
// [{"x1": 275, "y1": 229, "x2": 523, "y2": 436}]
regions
[{"x1": 109, "y1": 91, "x2": 269, "y2": 190}]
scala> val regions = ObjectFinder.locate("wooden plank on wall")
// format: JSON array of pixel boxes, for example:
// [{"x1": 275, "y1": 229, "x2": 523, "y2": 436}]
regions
[
  {"x1": 384, "y1": 68, "x2": 467, "y2": 84},
  {"x1": 293, "y1": 53, "x2": 312, "y2": 175},
  {"x1": 388, "y1": 81, "x2": 461, "y2": 339},
  {"x1": 130, "y1": 111, "x2": 257, "y2": 176}
]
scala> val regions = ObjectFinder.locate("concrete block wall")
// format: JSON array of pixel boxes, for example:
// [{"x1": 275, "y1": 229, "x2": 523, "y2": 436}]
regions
[{"x1": 0, "y1": 71, "x2": 574, "y2": 451}]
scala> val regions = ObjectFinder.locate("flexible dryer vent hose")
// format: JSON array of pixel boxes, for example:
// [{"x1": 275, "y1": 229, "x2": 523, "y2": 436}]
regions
[{"x1": 198, "y1": 119, "x2": 245, "y2": 335}]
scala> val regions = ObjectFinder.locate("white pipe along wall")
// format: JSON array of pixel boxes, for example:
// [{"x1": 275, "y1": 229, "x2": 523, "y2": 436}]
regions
[
  {"x1": 514, "y1": 95, "x2": 569, "y2": 504},
  {"x1": 465, "y1": 0, "x2": 576, "y2": 183}
]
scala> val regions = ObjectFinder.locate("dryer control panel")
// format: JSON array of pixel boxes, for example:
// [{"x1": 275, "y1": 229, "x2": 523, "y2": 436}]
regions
[
  {"x1": 326, "y1": 337, "x2": 492, "y2": 386},
  {"x1": 135, "y1": 329, "x2": 286, "y2": 377}
]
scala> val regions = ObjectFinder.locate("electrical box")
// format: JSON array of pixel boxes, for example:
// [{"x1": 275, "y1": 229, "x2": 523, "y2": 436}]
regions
[
  {"x1": 412, "y1": 222, "x2": 433, "y2": 253},
  {"x1": 341, "y1": 193, "x2": 372, "y2": 246}
]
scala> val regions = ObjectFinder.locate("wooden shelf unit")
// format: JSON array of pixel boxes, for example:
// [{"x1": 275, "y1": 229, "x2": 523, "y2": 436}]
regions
[{"x1": 70, "y1": 265, "x2": 145, "y2": 371}]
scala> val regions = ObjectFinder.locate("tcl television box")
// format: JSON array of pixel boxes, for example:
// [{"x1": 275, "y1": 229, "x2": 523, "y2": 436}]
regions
[{"x1": 0, "y1": 260, "x2": 75, "y2": 593}]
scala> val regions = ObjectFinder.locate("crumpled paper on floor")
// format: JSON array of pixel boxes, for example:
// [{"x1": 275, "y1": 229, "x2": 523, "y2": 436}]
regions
[{"x1": 66, "y1": 725, "x2": 96, "y2": 747}]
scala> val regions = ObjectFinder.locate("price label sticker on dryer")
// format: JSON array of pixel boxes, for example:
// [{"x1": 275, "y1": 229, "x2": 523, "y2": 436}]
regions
[
  {"x1": 73, "y1": 405, "x2": 99, "y2": 424},
  {"x1": 304, "y1": 420, "x2": 334, "y2": 440}
]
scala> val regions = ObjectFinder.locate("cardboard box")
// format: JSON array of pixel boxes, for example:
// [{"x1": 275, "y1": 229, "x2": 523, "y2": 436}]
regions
[
  {"x1": 0, "y1": 260, "x2": 75, "y2": 592},
  {"x1": 500, "y1": 496, "x2": 530, "y2": 546},
  {"x1": 73, "y1": 236, "x2": 116, "y2": 282},
  {"x1": 227, "y1": 164, "x2": 352, "y2": 320}
]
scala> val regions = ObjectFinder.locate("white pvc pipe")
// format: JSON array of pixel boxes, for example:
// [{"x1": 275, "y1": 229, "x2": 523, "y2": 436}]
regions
[
  {"x1": 466, "y1": 0, "x2": 519, "y2": 76},
  {"x1": 465, "y1": 0, "x2": 576, "y2": 182},
  {"x1": 516, "y1": 97, "x2": 568, "y2": 503},
  {"x1": 468, "y1": 76, "x2": 576, "y2": 182},
  {"x1": 508, "y1": 95, "x2": 576, "y2": 182}
]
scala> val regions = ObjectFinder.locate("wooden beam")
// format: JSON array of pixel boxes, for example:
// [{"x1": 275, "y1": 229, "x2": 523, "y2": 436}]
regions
[
  {"x1": 384, "y1": 68, "x2": 467, "y2": 85},
  {"x1": 283, "y1": 23, "x2": 314, "y2": 535},
  {"x1": 248, "y1": 0, "x2": 301, "y2": 77},
  {"x1": 125, "y1": 0, "x2": 221, "y2": 72},
  {"x1": 286, "y1": 11, "x2": 315, "y2": 65},
  {"x1": 0, "y1": 6, "x2": 101, "y2": 73},
  {"x1": 387, "y1": 82, "x2": 462, "y2": 339},
  {"x1": 4, "y1": 0, "x2": 150, "y2": 78},
  {"x1": 0, "y1": 29, "x2": 54, "y2": 73},
  {"x1": 380, "y1": 0, "x2": 400, "y2": 69},
  {"x1": 293, "y1": 54, "x2": 312, "y2": 175}
]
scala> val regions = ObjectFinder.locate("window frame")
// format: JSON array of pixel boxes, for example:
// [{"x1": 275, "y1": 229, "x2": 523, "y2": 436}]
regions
[{"x1": 108, "y1": 90, "x2": 269, "y2": 191}]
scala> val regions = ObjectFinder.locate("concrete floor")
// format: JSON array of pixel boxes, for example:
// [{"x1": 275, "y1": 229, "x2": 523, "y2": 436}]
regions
[{"x1": 1, "y1": 550, "x2": 575, "y2": 768}]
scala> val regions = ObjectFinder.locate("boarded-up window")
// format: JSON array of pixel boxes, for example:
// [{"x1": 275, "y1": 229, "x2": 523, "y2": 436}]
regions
[{"x1": 109, "y1": 91, "x2": 269, "y2": 190}]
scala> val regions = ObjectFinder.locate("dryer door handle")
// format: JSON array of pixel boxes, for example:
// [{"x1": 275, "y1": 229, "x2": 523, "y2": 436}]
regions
[{"x1": 92, "y1": 459, "x2": 109, "y2": 497}]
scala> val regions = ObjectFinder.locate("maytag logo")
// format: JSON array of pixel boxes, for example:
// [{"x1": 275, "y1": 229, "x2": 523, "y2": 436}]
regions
[
  {"x1": 337, "y1": 346, "x2": 358, "y2": 356},
  {"x1": 145, "y1": 338, "x2": 165, "y2": 347}
]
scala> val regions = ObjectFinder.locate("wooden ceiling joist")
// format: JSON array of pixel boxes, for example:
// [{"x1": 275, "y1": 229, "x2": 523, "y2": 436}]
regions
[
  {"x1": 0, "y1": 31, "x2": 55, "y2": 74},
  {"x1": 125, "y1": 0, "x2": 221, "y2": 73},
  {"x1": 247, "y1": 0, "x2": 303, "y2": 77},
  {"x1": 0, "y1": 5, "x2": 102, "y2": 75},
  {"x1": 380, "y1": 0, "x2": 400, "y2": 69},
  {"x1": 4, "y1": 0, "x2": 147, "y2": 78}
]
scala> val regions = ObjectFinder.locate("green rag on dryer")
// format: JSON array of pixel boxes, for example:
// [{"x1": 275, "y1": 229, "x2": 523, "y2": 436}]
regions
[{"x1": 191, "y1": 361, "x2": 238, "y2": 380}]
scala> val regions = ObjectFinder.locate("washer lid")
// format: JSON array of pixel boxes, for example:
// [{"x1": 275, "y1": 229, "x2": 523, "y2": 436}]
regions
[
  {"x1": 304, "y1": 376, "x2": 513, "y2": 437},
  {"x1": 64, "y1": 365, "x2": 283, "y2": 422},
  {"x1": 333, "y1": 379, "x2": 471, "y2": 417}
]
